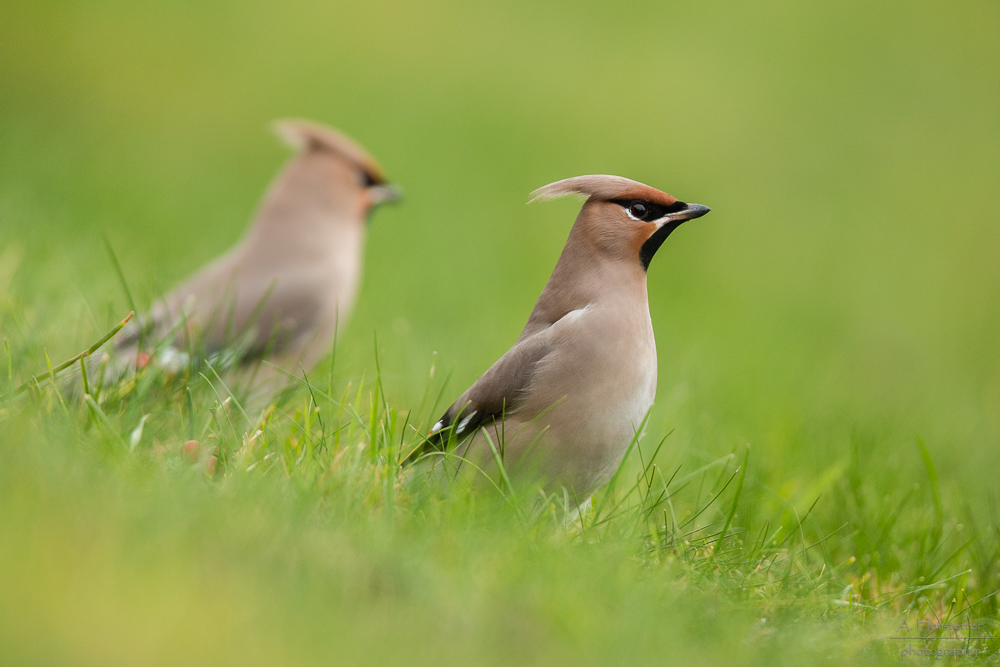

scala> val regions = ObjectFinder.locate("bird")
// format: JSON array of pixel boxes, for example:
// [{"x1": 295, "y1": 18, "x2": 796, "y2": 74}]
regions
[
  {"x1": 104, "y1": 119, "x2": 400, "y2": 393},
  {"x1": 407, "y1": 175, "x2": 709, "y2": 504}
]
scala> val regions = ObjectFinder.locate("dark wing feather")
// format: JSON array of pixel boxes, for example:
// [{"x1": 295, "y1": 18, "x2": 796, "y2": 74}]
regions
[{"x1": 405, "y1": 333, "x2": 553, "y2": 464}]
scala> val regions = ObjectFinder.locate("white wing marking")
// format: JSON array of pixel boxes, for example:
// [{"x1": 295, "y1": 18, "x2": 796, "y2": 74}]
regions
[{"x1": 457, "y1": 412, "x2": 477, "y2": 433}]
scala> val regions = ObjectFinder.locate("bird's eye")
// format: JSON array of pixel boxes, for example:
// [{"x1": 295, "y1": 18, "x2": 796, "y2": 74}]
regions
[{"x1": 629, "y1": 203, "x2": 648, "y2": 220}]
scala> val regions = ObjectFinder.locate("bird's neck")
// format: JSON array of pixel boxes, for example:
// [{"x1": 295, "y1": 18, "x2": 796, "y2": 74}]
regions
[
  {"x1": 242, "y1": 154, "x2": 364, "y2": 248},
  {"x1": 519, "y1": 230, "x2": 647, "y2": 340}
]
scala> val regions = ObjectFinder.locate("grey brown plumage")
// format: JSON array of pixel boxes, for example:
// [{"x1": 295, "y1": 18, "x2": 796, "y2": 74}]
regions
[
  {"x1": 109, "y1": 119, "x2": 399, "y2": 391},
  {"x1": 409, "y1": 175, "x2": 709, "y2": 502}
]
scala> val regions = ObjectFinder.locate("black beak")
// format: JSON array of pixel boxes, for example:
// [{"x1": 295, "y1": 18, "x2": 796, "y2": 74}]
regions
[{"x1": 666, "y1": 202, "x2": 711, "y2": 223}]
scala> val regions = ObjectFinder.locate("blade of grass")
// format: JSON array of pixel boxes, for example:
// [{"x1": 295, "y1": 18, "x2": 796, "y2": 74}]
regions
[
  {"x1": 205, "y1": 362, "x2": 251, "y2": 426},
  {"x1": 102, "y1": 235, "x2": 137, "y2": 315},
  {"x1": 5, "y1": 311, "x2": 133, "y2": 399},
  {"x1": 84, "y1": 393, "x2": 124, "y2": 445},
  {"x1": 78, "y1": 356, "x2": 91, "y2": 397},
  {"x1": 185, "y1": 386, "x2": 196, "y2": 441},
  {"x1": 917, "y1": 437, "x2": 944, "y2": 549}
]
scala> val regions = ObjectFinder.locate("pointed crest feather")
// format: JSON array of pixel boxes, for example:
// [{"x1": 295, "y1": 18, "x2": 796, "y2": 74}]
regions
[
  {"x1": 528, "y1": 174, "x2": 677, "y2": 207},
  {"x1": 273, "y1": 118, "x2": 387, "y2": 184}
]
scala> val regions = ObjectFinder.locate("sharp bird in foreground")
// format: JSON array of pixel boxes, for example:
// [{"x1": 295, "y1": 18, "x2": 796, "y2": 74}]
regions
[
  {"x1": 106, "y1": 119, "x2": 400, "y2": 392},
  {"x1": 407, "y1": 175, "x2": 709, "y2": 503}
]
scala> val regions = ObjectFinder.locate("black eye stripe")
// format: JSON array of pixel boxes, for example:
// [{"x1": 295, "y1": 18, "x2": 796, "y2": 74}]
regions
[{"x1": 611, "y1": 199, "x2": 688, "y2": 221}]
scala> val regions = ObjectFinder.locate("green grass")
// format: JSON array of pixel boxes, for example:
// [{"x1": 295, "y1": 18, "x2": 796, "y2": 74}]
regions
[{"x1": 1, "y1": 0, "x2": 999, "y2": 664}]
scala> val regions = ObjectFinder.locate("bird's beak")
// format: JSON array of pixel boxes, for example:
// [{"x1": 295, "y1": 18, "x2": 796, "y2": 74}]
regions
[
  {"x1": 368, "y1": 183, "x2": 403, "y2": 206},
  {"x1": 665, "y1": 202, "x2": 711, "y2": 224}
]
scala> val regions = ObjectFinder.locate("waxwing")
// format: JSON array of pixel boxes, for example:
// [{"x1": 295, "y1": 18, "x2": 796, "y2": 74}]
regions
[
  {"x1": 108, "y1": 119, "x2": 400, "y2": 392},
  {"x1": 408, "y1": 175, "x2": 709, "y2": 503}
]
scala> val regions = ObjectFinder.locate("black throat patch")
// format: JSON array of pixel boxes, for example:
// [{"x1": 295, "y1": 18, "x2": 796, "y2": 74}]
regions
[{"x1": 639, "y1": 221, "x2": 684, "y2": 271}]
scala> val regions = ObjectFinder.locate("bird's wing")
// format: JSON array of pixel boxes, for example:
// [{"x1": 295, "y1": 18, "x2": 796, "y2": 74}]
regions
[
  {"x1": 208, "y1": 272, "x2": 324, "y2": 360},
  {"x1": 406, "y1": 333, "x2": 553, "y2": 463},
  {"x1": 408, "y1": 303, "x2": 600, "y2": 464},
  {"x1": 112, "y1": 251, "x2": 241, "y2": 356},
  {"x1": 114, "y1": 257, "x2": 323, "y2": 364}
]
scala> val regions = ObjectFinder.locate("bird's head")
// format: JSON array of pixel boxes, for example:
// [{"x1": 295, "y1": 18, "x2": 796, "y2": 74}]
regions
[
  {"x1": 530, "y1": 175, "x2": 709, "y2": 270},
  {"x1": 273, "y1": 119, "x2": 401, "y2": 221}
]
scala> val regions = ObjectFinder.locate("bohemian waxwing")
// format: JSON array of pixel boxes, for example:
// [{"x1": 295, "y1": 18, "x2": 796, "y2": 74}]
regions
[
  {"x1": 408, "y1": 175, "x2": 709, "y2": 503},
  {"x1": 108, "y1": 119, "x2": 400, "y2": 390}
]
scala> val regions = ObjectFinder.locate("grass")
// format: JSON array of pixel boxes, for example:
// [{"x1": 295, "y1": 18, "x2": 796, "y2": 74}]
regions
[
  {"x1": 1, "y1": 298, "x2": 997, "y2": 665},
  {"x1": 1, "y1": 0, "x2": 999, "y2": 664}
]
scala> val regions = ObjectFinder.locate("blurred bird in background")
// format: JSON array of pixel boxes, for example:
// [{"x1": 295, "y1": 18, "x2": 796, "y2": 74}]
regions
[
  {"x1": 408, "y1": 175, "x2": 709, "y2": 506},
  {"x1": 101, "y1": 119, "x2": 400, "y2": 396}
]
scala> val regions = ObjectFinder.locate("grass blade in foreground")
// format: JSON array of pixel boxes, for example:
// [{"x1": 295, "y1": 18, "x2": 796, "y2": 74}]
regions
[{"x1": 3, "y1": 311, "x2": 134, "y2": 400}]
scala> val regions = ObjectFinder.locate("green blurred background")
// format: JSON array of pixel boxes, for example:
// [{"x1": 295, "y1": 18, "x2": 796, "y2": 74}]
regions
[
  {"x1": 4, "y1": 0, "x2": 998, "y2": 493},
  {"x1": 3, "y1": 1, "x2": 1000, "y2": 664}
]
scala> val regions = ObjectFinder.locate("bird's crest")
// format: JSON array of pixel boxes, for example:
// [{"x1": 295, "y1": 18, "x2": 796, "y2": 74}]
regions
[
  {"x1": 528, "y1": 175, "x2": 677, "y2": 208},
  {"x1": 273, "y1": 119, "x2": 388, "y2": 184}
]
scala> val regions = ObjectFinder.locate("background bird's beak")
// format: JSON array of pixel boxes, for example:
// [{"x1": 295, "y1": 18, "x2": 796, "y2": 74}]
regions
[
  {"x1": 666, "y1": 202, "x2": 711, "y2": 223},
  {"x1": 368, "y1": 183, "x2": 403, "y2": 206}
]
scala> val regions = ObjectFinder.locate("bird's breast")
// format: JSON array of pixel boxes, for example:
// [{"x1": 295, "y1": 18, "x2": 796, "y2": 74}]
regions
[{"x1": 537, "y1": 302, "x2": 656, "y2": 430}]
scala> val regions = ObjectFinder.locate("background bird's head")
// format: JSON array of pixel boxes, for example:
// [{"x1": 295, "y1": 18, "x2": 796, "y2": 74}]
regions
[
  {"x1": 530, "y1": 175, "x2": 709, "y2": 270},
  {"x1": 273, "y1": 119, "x2": 401, "y2": 223}
]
